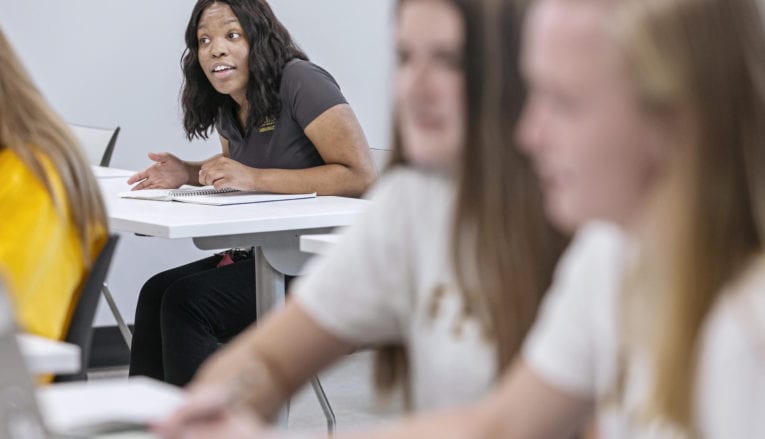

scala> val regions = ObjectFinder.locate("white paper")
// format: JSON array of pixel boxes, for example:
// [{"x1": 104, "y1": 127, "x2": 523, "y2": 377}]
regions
[
  {"x1": 118, "y1": 189, "x2": 175, "y2": 201},
  {"x1": 118, "y1": 186, "x2": 236, "y2": 201},
  {"x1": 119, "y1": 187, "x2": 317, "y2": 205},
  {"x1": 177, "y1": 192, "x2": 316, "y2": 206}
]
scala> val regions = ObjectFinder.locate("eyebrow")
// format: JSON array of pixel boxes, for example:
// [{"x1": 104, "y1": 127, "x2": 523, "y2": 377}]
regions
[{"x1": 198, "y1": 18, "x2": 239, "y2": 31}]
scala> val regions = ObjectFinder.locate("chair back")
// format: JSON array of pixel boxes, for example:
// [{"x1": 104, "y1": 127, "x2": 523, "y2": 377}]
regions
[
  {"x1": 54, "y1": 235, "x2": 119, "y2": 382},
  {"x1": 68, "y1": 124, "x2": 121, "y2": 167}
]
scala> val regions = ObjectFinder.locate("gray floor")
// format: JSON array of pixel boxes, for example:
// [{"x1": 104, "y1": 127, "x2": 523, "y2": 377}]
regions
[
  {"x1": 90, "y1": 351, "x2": 404, "y2": 435},
  {"x1": 287, "y1": 351, "x2": 404, "y2": 432}
]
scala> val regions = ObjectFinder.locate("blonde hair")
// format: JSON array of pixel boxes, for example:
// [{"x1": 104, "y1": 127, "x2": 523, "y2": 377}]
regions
[
  {"x1": 0, "y1": 28, "x2": 107, "y2": 264},
  {"x1": 377, "y1": 0, "x2": 566, "y2": 405},
  {"x1": 612, "y1": 0, "x2": 765, "y2": 432}
]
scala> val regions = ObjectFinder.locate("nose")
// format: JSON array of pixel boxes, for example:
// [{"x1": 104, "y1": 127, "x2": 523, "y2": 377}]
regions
[
  {"x1": 415, "y1": 58, "x2": 438, "y2": 90},
  {"x1": 406, "y1": 60, "x2": 435, "y2": 104},
  {"x1": 396, "y1": 57, "x2": 432, "y2": 113},
  {"x1": 210, "y1": 38, "x2": 228, "y2": 58}
]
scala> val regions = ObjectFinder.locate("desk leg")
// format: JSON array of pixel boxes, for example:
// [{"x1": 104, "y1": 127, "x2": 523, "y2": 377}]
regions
[
  {"x1": 253, "y1": 246, "x2": 285, "y2": 318},
  {"x1": 253, "y1": 246, "x2": 290, "y2": 426},
  {"x1": 253, "y1": 244, "x2": 335, "y2": 432}
]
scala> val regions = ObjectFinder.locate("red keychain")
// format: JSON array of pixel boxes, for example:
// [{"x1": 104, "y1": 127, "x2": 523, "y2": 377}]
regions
[{"x1": 216, "y1": 252, "x2": 235, "y2": 267}]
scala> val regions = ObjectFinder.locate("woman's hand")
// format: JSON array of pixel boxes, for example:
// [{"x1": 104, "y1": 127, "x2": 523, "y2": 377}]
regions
[
  {"x1": 199, "y1": 155, "x2": 259, "y2": 191},
  {"x1": 156, "y1": 343, "x2": 272, "y2": 436},
  {"x1": 154, "y1": 384, "x2": 233, "y2": 438},
  {"x1": 128, "y1": 152, "x2": 191, "y2": 190}
]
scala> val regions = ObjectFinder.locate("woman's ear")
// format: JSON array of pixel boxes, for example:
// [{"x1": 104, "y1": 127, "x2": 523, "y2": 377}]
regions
[{"x1": 642, "y1": 105, "x2": 694, "y2": 175}]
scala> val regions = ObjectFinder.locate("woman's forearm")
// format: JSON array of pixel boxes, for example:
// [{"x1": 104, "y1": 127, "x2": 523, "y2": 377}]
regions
[
  {"x1": 322, "y1": 361, "x2": 592, "y2": 439},
  {"x1": 336, "y1": 405, "x2": 496, "y2": 439},
  {"x1": 192, "y1": 300, "x2": 354, "y2": 421},
  {"x1": 251, "y1": 164, "x2": 375, "y2": 197},
  {"x1": 192, "y1": 324, "x2": 294, "y2": 421}
]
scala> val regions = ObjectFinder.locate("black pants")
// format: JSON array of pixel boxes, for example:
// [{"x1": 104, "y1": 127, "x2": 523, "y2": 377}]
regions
[{"x1": 129, "y1": 253, "x2": 257, "y2": 386}]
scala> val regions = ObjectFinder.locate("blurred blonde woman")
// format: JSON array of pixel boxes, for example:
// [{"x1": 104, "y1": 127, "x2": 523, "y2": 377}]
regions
[
  {"x1": 156, "y1": 0, "x2": 568, "y2": 436},
  {"x1": 254, "y1": 0, "x2": 765, "y2": 437},
  {"x1": 0, "y1": 28, "x2": 107, "y2": 342}
]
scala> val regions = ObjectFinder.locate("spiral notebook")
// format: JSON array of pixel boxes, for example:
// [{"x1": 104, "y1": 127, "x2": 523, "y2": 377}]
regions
[{"x1": 119, "y1": 186, "x2": 316, "y2": 206}]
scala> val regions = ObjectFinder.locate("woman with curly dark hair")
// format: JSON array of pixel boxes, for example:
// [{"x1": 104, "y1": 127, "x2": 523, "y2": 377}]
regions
[{"x1": 128, "y1": 0, "x2": 376, "y2": 386}]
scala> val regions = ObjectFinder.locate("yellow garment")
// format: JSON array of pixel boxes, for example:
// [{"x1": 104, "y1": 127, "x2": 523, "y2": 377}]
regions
[{"x1": 0, "y1": 148, "x2": 105, "y2": 341}]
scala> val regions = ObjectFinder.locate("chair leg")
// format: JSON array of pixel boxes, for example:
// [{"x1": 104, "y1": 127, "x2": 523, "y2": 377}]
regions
[
  {"x1": 311, "y1": 377, "x2": 336, "y2": 435},
  {"x1": 101, "y1": 284, "x2": 133, "y2": 349}
]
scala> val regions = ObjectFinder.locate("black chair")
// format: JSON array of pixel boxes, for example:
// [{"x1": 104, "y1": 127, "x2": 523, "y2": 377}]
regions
[
  {"x1": 54, "y1": 235, "x2": 120, "y2": 382},
  {"x1": 68, "y1": 124, "x2": 132, "y2": 348}
]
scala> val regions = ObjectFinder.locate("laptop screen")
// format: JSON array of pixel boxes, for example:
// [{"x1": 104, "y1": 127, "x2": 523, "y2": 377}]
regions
[{"x1": 0, "y1": 280, "x2": 48, "y2": 439}]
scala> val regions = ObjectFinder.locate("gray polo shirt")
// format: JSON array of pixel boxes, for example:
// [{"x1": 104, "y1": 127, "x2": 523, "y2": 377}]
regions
[{"x1": 216, "y1": 59, "x2": 348, "y2": 169}]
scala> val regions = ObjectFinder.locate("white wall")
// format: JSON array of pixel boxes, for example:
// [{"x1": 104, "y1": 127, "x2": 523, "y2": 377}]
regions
[{"x1": 0, "y1": 0, "x2": 395, "y2": 325}]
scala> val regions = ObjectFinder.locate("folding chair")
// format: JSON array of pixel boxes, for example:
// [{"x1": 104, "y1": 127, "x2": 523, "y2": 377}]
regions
[
  {"x1": 68, "y1": 123, "x2": 132, "y2": 350},
  {"x1": 68, "y1": 123, "x2": 120, "y2": 167},
  {"x1": 54, "y1": 235, "x2": 120, "y2": 382}
]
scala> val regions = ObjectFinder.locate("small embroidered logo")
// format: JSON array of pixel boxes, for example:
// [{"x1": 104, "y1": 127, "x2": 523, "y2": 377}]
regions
[{"x1": 258, "y1": 117, "x2": 276, "y2": 133}]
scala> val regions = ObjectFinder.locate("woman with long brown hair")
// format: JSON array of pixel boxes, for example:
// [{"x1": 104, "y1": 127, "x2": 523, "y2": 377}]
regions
[
  {"x1": 228, "y1": 0, "x2": 765, "y2": 437},
  {"x1": 156, "y1": 0, "x2": 565, "y2": 435},
  {"x1": 0, "y1": 27, "x2": 107, "y2": 341}
]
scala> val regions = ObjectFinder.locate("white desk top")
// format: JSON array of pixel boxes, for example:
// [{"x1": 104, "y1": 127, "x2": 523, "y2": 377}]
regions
[
  {"x1": 38, "y1": 377, "x2": 184, "y2": 437},
  {"x1": 99, "y1": 178, "x2": 369, "y2": 239},
  {"x1": 92, "y1": 166, "x2": 135, "y2": 179},
  {"x1": 299, "y1": 233, "x2": 341, "y2": 256},
  {"x1": 17, "y1": 334, "x2": 80, "y2": 375}
]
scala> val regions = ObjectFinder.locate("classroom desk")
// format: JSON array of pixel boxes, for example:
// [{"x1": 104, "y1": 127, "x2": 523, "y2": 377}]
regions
[
  {"x1": 98, "y1": 178, "x2": 368, "y2": 315},
  {"x1": 99, "y1": 178, "x2": 367, "y2": 430},
  {"x1": 92, "y1": 165, "x2": 134, "y2": 179},
  {"x1": 17, "y1": 334, "x2": 81, "y2": 376},
  {"x1": 299, "y1": 233, "x2": 342, "y2": 256}
]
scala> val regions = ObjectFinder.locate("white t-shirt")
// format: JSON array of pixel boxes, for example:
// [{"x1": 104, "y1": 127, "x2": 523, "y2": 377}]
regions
[
  {"x1": 523, "y1": 222, "x2": 765, "y2": 438},
  {"x1": 293, "y1": 167, "x2": 497, "y2": 410}
]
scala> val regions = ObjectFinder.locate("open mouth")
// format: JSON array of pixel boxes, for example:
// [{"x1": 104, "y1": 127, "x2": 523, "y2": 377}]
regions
[{"x1": 211, "y1": 64, "x2": 236, "y2": 75}]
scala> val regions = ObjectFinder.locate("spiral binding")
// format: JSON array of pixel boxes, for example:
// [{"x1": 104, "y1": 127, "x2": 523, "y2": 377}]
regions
[{"x1": 168, "y1": 187, "x2": 238, "y2": 197}]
